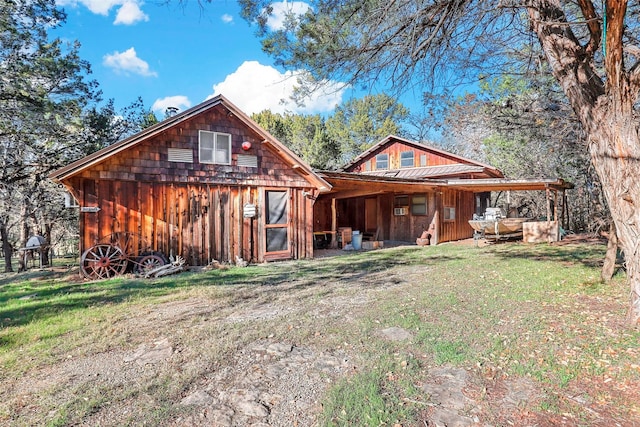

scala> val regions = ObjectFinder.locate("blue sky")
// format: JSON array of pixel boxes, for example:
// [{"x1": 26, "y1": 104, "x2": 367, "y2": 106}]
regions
[{"x1": 53, "y1": 0, "x2": 406, "y2": 118}]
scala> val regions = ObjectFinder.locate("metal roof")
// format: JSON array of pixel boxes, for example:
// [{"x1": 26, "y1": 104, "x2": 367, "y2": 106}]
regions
[
  {"x1": 362, "y1": 164, "x2": 487, "y2": 179},
  {"x1": 318, "y1": 171, "x2": 573, "y2": 198}
]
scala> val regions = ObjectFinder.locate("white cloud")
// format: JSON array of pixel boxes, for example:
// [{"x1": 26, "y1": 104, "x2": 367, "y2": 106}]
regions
[
  {"x1": 152, "y1": 96, "x2": 192, "y2": 115},
  {"x1": 103, "y1": 47, "x2": 157, "y2": 77},
  {"x1": 56, "y1": 0, "x2": 148, "y2": 25},
  {"x1": 208, "y1": 61, "x2": 346, "y2": 115},
  {"x1": 221, "y1": 14, "x2": 234, "y2": 24},
  {"x1": 266, "y1": 1, "x2": 311, "y2": 30},
  {"x1": 56, "y1": 0, "x2": 119, "y2": 15},
  {"x1": 114, "y1": 1, "x2": 149, "y2": 25}
]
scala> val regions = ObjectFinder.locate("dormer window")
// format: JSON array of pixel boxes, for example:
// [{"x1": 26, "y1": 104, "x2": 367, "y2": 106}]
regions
[
  {"x1": 375, "y1": 153, "x2": 388, "y2": 170},
  {"x1": 400, "y1": 151, "x2": 414, "y2": 168}
]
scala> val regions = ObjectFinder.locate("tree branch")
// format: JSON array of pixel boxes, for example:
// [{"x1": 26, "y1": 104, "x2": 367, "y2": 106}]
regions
[
  {"x1": 527, "y1": 0, "x2": 604, "y2": 129},
  {"x1": 604, "y1": 0, "x2": 628, "y2": 90},
  {"x1": 577, "y1": 0, "x2": 602, "y2": 55}
]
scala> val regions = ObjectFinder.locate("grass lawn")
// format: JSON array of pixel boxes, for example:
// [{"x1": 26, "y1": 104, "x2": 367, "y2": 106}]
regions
[{"x1": 0, "y1": 240, "x2": 638, "y2": 426}]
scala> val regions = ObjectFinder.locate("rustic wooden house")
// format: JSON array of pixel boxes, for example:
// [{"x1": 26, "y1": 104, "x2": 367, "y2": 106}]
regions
[
  {"x1": 49, "y1": 95, "x2": 331, "y2": 278},
  {"x1": 313, "y1": 135, "x2": 572, "y2": 246}
]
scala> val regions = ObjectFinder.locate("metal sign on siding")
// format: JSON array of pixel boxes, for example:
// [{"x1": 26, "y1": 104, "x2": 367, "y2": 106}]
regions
[
  {"x1": 243, "y1": 203, "x2": 257, "y2": 218},
  {"x1": 80, "y1": 206, "x2": 101, "y2": 213}
]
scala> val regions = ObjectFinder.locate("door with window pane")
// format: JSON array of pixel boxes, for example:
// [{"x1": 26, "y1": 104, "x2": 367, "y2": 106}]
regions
[{"x1": 264, "y1": 190, "x2": 289, "y2": 255}]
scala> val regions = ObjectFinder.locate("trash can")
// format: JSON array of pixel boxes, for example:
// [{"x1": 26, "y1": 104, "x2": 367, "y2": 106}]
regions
[{"x1": 352, "y1": 231, "x2": 363, "y2": 250}]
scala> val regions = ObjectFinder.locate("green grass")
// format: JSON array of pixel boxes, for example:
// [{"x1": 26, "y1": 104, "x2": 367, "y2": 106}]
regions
[{"x1": 1, "y1": 241, "x2": 638, "y2": 425}]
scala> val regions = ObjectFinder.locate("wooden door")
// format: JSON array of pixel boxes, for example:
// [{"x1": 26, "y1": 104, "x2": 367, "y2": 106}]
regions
[
  {"x1": 365, "y1": 197, "x2": 377, "y2": 233},
  {"x1": 264, "y1": 190, "x2": 291, "y2": 259}
]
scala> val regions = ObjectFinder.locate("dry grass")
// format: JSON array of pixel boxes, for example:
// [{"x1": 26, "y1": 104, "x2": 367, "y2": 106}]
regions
[{"x1": 0, "y1": 240, "x2": 638, "y2": 426}]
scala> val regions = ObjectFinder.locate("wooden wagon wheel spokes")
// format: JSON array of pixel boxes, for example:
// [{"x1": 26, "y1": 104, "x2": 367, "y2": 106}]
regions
[
  {"x1": 103, "y1": 232, "x2": 137, "y2": 255},
  {"x1": 133, "y1": 251, "x2": 169, "y2": 275},
  {"x1": 80, "y1": 244, "x2": 128, "y2": 279}
]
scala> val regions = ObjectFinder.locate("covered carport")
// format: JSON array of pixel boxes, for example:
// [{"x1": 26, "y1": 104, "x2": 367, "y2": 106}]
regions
[
  {"x1": 444, "y1": 178, "x2": 575, "y2": 242},
  {"x1": 313, "y1": 173, "x2": 574, "y2": 248}
]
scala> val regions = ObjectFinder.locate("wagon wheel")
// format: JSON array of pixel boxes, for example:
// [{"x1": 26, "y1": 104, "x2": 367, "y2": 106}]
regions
[
  {"x1": 101, "y1": 232, "x2": 139, "y2": 256},
  {"x1": 133, "y1": 251, "x2": 169, "y2": 275},
  {"x1": 80, "y1": 244, "x2": 128, "y2": 279}
]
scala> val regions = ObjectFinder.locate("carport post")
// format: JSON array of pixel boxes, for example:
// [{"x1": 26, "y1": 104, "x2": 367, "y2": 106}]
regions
[{"x1": 330, "y1": 197, "x2": 338, "y2": 248}]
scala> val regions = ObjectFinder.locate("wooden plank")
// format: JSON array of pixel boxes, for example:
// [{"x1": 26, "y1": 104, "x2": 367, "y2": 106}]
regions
[
  {"x1": 202, "y1": 186, "x2": 209, "y2": 264},
  {"x1": 211, "y1": 186, "x2": 220, "y2": 261},
  {"x1": 305, "y1": 190, "x2": 314, "y2": 258},
  {"x1": 189, "y1": 186, "x2": 199, "y2": 265},
  {"x1": 178, "y1": 184, "x2": 187, "y2": 260},
  {"x1": 139, "y1": 182, "x2": 152, "y2": 251},
  {"x1": 242, "y1": 187, "x2": 251, "y2": 262},
  {"x1": 256, "y1": 189, "x2": 264, "y2": 262},
  {"x1": 167, "y1": 184, "x2": 176, "y2": 260}
]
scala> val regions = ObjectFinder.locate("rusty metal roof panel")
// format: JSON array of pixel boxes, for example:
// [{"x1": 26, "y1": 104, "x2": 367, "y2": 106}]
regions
[{"x1": 362, "y1": 164, "x2": 486, "y2": 179}]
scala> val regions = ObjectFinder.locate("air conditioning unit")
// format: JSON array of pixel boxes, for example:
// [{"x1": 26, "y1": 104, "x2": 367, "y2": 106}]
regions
[{"x1": 394, "y1": 207, "x2": 407, "y2": 216}]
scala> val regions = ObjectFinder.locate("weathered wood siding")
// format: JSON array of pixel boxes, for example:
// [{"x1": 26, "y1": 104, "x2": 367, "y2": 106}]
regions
[
  {"x1": 70, "y1": 179, "x2": 313, "y2": 264},
  {"x1": 439, "y1": 189, "x2": 476, "y2": 242},
  {"x1": 347, "y1": 141, "x2": 465, "y2": 172},
  {"x1": 66, "y1": 104, "x2": 315, "y2": 264},
  {"x1": 314, "y1": 189, "x2": 476, "y2": 244}
]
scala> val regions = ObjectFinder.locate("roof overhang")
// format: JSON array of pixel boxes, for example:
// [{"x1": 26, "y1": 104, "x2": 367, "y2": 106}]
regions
[
  {"x1": 318, "y1": 172, "x2": 573, "y2": 199},
  {"x1": 319, "y1": 171, "x2": 443, "y2": 199},
  {"x1": 444, "y1": 178, "x2": 574, "y2": 192}
]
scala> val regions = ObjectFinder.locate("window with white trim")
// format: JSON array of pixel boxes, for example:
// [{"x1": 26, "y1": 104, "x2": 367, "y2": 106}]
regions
[
  {"x1": 199, "y1": 130, "x2": 231, "y2": 165},
  {"x1": 400, "y1": 151, "x2": 414, "y2": 168},
  {"x1": 376, "y1": 153, "x2": 389, "y2": 170}
]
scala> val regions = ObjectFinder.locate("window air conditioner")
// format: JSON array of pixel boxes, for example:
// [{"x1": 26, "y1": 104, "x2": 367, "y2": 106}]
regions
[{"x1": 394, "y1": 207, "x2": 407, "y2": 216}]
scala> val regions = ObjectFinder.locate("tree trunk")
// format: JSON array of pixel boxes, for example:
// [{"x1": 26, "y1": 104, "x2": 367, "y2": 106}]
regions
[
  {"x1": 528, "y1": 1, "x2": 640, "y2": 325},
  {"x1": 601, "y1": 220, "x2": 618, "y2": 283},
  {"x1": 20, "y1": 197, "x2": 30, "y2": 248},
  {"x1": 588, "y1": 116, "x2": 640, "y2": 324},
  {"x1": 0, "y1": 221, "x2": 13, "y2": 273},
  {"x1": 43, "y1": 222, "x2": 52, "y2": 266}
]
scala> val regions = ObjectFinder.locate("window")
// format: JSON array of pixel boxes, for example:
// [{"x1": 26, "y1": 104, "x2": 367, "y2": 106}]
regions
[
  {"x1": 394, "y1": 195, "x2": 409, "y2": 207},
  {"x1": 265, "y1": 190, "x2": 288, "y2": 253},
  {"x1": 364, "y1": 159, "x2": 372, "y2": 171},
  {"x1": 420, "y1": 154, "x2": 427, "y2": 166},
  {"x1": 376, "y1": 153, "x2": 389, "y2": 170},
  {"x1": 400, "y1": 151, "x2": 414, "y2": 168},
  {"x1": 199, "y1": 130, "x2": 231, "y2": 164},
  {"x1": 444, "y1": 207, "x2": 456, "y2": 221},
  {"x1": 411, "y1": 195, "x2": 427, "y2": 215}
]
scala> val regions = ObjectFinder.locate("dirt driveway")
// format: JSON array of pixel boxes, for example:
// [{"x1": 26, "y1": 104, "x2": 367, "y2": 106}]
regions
[{"x1": 2, "y1": 241, "x2": 637, "y2": 426}]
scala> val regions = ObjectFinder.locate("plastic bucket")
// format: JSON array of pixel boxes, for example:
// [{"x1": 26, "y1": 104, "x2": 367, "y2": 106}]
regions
[{"x1": 352, "y1": 233, "x2": 363, "y2": 250}]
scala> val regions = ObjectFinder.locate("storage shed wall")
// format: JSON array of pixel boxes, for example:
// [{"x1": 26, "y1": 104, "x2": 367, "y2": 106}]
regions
[
  {"x1": 439, "y1": 189, "x2": 476, "y2": 242},
  {"x1": 70, "y1": 178, "x2": 313, "y2": 264},
  {"x1": 64, "y1": 104, "x2": 316, "y2": 264}
]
